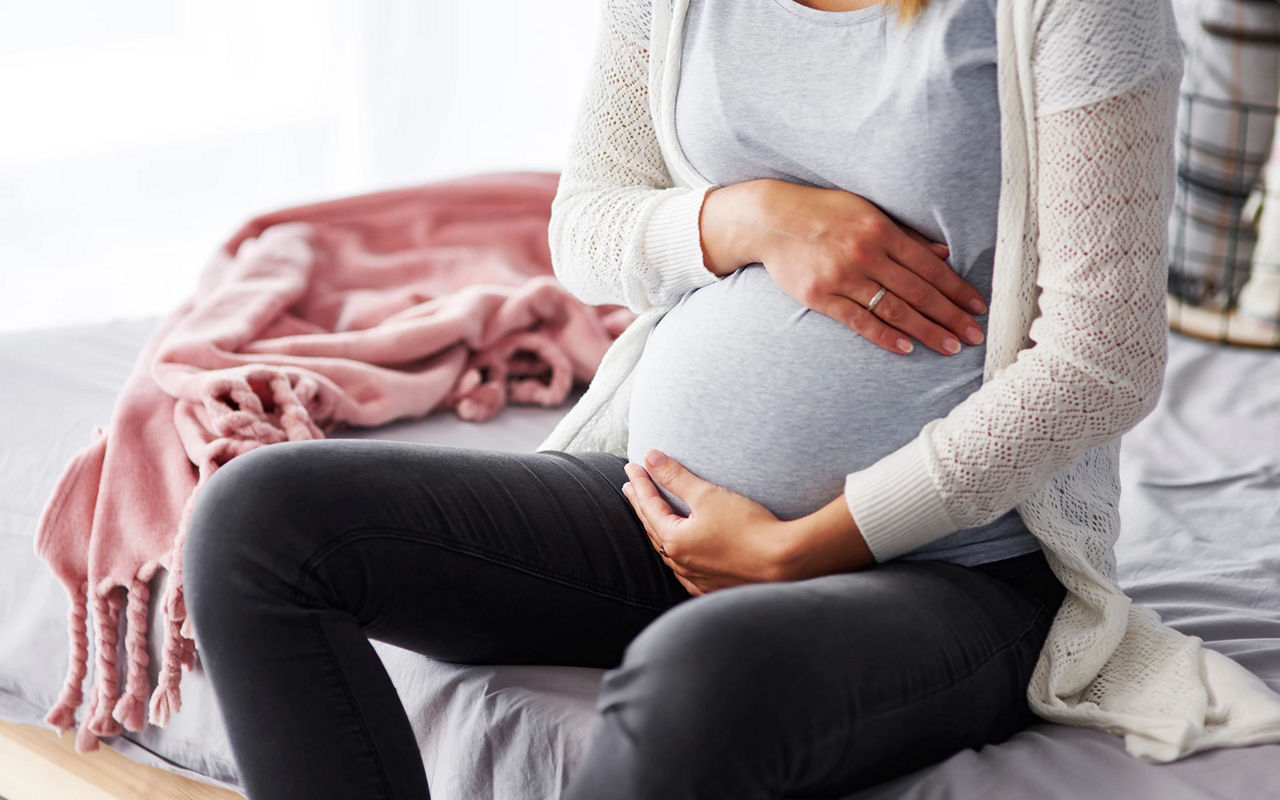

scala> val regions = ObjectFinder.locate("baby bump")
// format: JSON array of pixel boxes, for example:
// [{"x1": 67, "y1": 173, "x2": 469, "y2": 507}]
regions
[{"x1": 626, "y1": 264, "x2": 986, "y2": 520}]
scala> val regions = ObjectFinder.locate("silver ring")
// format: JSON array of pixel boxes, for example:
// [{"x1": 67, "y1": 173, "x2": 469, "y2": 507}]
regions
[
  {"x1": 867, "y1": 286, "x2": 888, "y2": 312},
  {"x1": 659, "y1": 545, "x2": 667, "y2": 558}
]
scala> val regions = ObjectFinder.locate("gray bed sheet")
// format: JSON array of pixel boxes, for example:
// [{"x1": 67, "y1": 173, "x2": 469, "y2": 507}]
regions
[{"x1": 1, "y1": 317, "x2": 1277, "y2": 799}]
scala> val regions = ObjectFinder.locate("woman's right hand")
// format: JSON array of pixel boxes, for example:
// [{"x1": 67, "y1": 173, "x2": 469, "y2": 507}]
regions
[{"x1": 699, "y1": 178, "x2": 988, "y2": 356}]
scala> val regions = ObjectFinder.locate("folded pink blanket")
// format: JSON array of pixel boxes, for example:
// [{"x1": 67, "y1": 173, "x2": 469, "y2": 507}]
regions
[{"x1": 32, "y1": 170, "x2": 636, "y2": 752}]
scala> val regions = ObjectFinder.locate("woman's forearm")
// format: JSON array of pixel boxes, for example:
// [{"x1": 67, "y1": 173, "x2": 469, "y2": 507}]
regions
[
  {"x1": 776, "y1": 494, "x2": 878, "y2": 580},
  {"x1": 698, "y1": 179, "x2": 778, "y2": 278}
]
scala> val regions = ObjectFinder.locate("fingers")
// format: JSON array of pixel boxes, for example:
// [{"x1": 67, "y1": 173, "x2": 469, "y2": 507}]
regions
[
  {"x1": 873, "y1": 269, "x2": 986, "y2": 354},
  {"x1": 622, "y1": 481, "x2": 666, "y2": 555},
  {"x1": 817, "y1": 279, "x2": 985, "y2": 357},
  {"x1": 622, "y1": 481, "x2": 704, "y2": 596},
  {"x1": 622, "y1": 464, "x2": 681, "y2": 556},
  {"x1": 638, "y1": 449, "x2": 708, "y2": 508},
  {"x1": 866, "y1": 287, "x2": 969, "y2": 356},
  {"x1": 814, "y1": 294, "x2": 914, "y2": 355},
  {"x1": 889, "y1": 226, "x2": 987, "y2": 316}
]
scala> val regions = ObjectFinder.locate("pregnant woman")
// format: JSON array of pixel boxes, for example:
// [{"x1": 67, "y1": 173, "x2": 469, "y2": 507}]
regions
[{"x1": 183, "y1": 0, "x2": 1192, "y2": 797}]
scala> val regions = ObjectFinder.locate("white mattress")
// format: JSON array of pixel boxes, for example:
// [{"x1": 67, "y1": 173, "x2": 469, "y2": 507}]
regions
[{"x1": 2, "y1": 316, "x2": 1278, "y2": 799}]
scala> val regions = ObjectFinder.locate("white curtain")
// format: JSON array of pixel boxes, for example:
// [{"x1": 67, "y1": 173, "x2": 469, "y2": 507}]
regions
[{"x1": 0, "y1": 0, "x2": 598, "y2": 332}]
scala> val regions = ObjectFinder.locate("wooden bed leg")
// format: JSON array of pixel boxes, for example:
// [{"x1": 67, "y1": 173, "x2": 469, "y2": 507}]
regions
[{"x1": 0, "y1": 717, "x2": 243, "y2": 799}]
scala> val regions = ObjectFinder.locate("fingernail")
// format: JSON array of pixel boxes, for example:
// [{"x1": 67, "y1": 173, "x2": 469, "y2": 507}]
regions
[
  {"x1": 942, "y1": 337, "x2": 961, "y2": 354},
  {"x1": 963, "y1": 326, "x2": 984, "y2": 345},
  {"x1": 622, "y1": 482, "x2": 632, "y2": 495},
  {"x1": 969, "y1": 298, "x2": 987, "y2": 314},
  {"x1": 645, "y1": 450, "x2": 667, "y2": 466},
  {"x1": 897, "y1": 338, "x2": 913, "y2": 353}
]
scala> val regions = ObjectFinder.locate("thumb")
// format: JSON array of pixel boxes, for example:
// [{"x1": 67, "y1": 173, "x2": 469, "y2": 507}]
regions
[{"x1": 642, "y1": 450, "x2": 710, "y2": 503}]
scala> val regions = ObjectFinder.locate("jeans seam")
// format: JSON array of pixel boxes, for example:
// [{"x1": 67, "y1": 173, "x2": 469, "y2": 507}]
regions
[
  {"x1": 548, "y1": 450, "x2": 628, "y2": 490},
  {"x1": 873, "y1": 602, "x2": 1050, "y2": 719},
  {"x1": 292, "y1": 526, "x2": 675, "y2": 614},
  {"x1": 306, "y1": 610, "x2": 398, "y2": 800},
  {"x1": 804, "y1": 601, "x2": 1053, "y2": 760}
]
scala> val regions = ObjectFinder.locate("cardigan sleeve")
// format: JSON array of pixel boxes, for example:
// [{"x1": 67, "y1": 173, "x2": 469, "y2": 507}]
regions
[
  {"x1": 547, "y1": 0, "x2": 719, "y2": 315},
  {"x1": 843, "y1": 73, "x2": 1181, "y2": 563}
]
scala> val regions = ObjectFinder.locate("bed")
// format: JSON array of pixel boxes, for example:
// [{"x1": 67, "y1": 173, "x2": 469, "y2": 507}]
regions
[{"x1": 2, "y1": 316, "x2": 1278, "y2": 799}]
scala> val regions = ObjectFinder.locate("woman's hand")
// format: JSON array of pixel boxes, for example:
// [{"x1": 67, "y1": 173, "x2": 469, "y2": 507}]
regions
[
  {"x1": 757, "y1": 180, "x2": 988, "y2": 355},
  {"x1": 620, "y1": 450, "x2": 792, "y2": 596},
  {"x1": 699, "y1": 179, "x2": 988, "y2": 356}
]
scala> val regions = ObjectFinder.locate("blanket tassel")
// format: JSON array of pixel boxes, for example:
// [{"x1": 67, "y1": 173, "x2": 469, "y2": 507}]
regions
[
  {"x1": 111, "y1": 570, "x2": 154, "y2": 731},
  {"x1": 74, "y1": 681, "x2": 101, "y2": 752},
  {"x1": 87, "y1": 587, "x2": 125, "y2": 739},
  {"x1": 43, "y1": 579, "x2": 89, "y2": 734},
  {"x1": 149, "y1": 471, "x2": 209, "y2": 726}
]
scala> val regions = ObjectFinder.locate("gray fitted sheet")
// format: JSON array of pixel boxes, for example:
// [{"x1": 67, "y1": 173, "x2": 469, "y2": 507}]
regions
[{"x1": 1, "y1": 317, "x2": 1277, "y2": 799}]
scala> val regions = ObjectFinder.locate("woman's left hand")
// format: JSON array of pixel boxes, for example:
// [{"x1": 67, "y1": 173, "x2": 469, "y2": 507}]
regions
[{"x1": 621, "y1": 449, "x2": 792, "y2": 596}]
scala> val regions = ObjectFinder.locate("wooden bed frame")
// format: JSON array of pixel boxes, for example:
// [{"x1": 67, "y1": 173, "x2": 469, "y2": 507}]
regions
[{"x1": 0, "y1": 718, "x2": 242, "y2": 799}]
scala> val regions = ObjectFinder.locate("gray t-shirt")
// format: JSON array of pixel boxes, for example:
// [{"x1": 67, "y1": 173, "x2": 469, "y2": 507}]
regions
[{"x1": 627, "y1": 0, "x2": 1041, "y2": 566}]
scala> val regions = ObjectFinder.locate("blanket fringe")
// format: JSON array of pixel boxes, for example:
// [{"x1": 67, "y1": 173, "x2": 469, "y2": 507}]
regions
[
  {"x1": 43, "y1": 579, "x2": 89, "y2": 734},
  {"x1": 87, "y1": 587, "x2": 125, "y2": 739},
  {"x1": 45, "y1": 565, "x2": 173, "y2": 750},
  {"x1": 148, "y1": 615, "x2": 189, "y2": 728},
  {"x1": 47, "y1": 370, "x2": 331, "y2": 747},
  {"x1": 111, "y1": 572, "x2": 152, "y2": 731},
  {"x1": 75, "y1": 680, "x2": 101, "y2": 752},
  {"x1": 149, "y1": 446, "x2": 224, "y2": 726}
]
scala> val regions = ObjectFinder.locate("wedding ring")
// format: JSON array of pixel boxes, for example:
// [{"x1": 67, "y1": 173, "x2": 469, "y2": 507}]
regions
[
  {"x1": 659, "y1": 545, "x2": 668, "y2": 558},
  {"x1": 867, "y1": 286, "x2": 888, "y2": 312}
]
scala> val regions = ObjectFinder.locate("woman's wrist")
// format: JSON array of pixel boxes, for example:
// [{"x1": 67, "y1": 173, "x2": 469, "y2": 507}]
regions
[
  {"x1": 775, "y1": 493, "x2": 877, "y2": 581},
  {"x1": 698, "y1": 178, "x2": 778, "y2": 278}
]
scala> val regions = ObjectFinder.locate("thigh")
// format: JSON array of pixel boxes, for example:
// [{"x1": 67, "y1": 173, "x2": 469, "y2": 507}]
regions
[
  {"x1": 591, "y1": 556, "x2": 1061, "y2": 797},
  {"x1": 184, "y1": 438, "x2": 693, "y2": 669},
  {"x1": 784, "y1": 559, "x2": 1060, "y2": 792}
]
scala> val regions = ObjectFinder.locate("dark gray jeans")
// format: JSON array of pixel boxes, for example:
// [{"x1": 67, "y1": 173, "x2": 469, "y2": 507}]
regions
[{"x1": 183, "y1": 438, "x2": 1066, "y2": 799}]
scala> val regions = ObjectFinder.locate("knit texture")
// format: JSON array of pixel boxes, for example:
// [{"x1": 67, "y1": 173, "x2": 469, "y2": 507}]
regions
[{"x1": 535, "y1": 0, "x2": 1280, "y2": 762}]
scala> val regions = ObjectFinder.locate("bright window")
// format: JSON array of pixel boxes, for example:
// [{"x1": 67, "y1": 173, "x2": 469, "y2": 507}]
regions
[{"x1": 1, "y1": 0, "x2": 597, "y2": 332}]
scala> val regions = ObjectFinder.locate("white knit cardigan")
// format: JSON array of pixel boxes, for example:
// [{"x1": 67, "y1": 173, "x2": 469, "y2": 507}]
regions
[{"x1": 535, "y1": 0, "x2": 1280, "y2": 762}]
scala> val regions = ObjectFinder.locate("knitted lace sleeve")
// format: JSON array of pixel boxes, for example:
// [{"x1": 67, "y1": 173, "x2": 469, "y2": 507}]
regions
[
  {"x1": 843, "y1": 67, "x2": 1183, "y2": 562},
  {"x1": 547, "y1": 0, "x2": 718, "y2": 314}
]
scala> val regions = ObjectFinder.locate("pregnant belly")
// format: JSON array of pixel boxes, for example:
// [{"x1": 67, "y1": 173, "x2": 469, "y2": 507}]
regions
[{"x1": 626, "y1": 263, "x2": 986, "y2": 520}]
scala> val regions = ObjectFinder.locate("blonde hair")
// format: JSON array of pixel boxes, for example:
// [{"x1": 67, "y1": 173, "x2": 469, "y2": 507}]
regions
[{"x1": 890, "y1": 0, "x2": 929, "y2": 23}]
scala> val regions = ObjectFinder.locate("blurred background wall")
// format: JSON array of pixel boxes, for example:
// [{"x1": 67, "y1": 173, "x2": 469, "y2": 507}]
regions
[{"x1": 0, "y1": 0, "x2": 598, "y2": 332}]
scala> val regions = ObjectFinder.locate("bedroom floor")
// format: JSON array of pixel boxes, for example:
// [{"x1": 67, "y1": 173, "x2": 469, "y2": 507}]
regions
[{"x1": 0, "y1": 719, "x2": 242, "y2": 800}]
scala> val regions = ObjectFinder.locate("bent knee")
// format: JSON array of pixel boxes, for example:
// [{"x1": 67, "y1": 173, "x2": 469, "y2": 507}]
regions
[
  {"x1": 600, "y1": 587, "x2": 790, "y2": 733},
  {"x1": 183, "y1": 443, "x2": 323, "y2": 613},
  {"x1": 588, "y1": 589, "x2": 801, "y2": 794}
]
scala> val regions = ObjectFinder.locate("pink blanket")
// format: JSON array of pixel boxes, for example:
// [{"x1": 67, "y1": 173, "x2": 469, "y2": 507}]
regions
[{"x1": 32, "y1": 170, "x2": 636, "y2": 752}]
